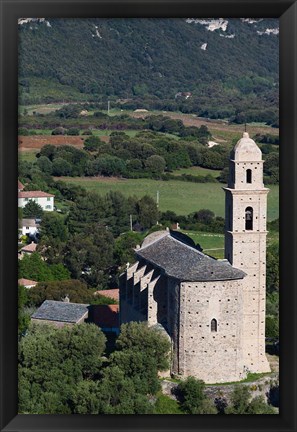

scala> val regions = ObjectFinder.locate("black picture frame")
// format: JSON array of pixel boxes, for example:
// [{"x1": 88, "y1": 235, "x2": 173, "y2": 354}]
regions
[{"x1": 0, "y1": 1, "x2": 296, "y2": 431}]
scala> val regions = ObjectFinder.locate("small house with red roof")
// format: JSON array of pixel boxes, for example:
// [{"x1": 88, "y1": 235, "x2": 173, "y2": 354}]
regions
[
  {"x1": 18, "y1": 278, "x2": 38, "y2": 289},
  {"x1": 18, "y1": 241, "x2": 37, "y2": 259},
  {"x1": 94, "y1": 289, "x2": 119, "y2": 302},
  {"x1": 18, "y1": 180, "x2": 25, "y2": 192}
]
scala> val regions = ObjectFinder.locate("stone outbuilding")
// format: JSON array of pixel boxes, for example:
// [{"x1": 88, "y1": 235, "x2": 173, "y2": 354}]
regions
[
  {"x1": 120, "y1": 132, "x2": 271, "y2": 383},
  {"x1": 31, "y1": 300, "x2": 89, "y2": 327}
]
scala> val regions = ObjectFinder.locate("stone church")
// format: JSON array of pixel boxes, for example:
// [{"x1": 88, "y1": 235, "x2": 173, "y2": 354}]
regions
[{"x1": 120, "y1": 132, "x2": 271, "y2": 383}]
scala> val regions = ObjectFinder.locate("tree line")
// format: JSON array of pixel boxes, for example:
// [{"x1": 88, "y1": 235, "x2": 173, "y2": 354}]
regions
[{"x1": 18, "y1": 321, "x2": 277, "y2": 414}]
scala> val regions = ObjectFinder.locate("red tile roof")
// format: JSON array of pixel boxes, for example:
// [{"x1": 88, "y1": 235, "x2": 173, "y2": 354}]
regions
[
  {"x1": 91, "y1": 304, "x2": 119, "y2": 328},
  {"x1": 18, "y1": 180, "x2": 24, "y2": 190},
  {"x1": 18, "y1": 278, "x2": 38, "y2": 287},
  {"x1": 18, "y1": 191, "x2": 54, "y2": 198},
  {"x1": 20, "y1": 242, "x2": 37, "y2": 253},
  {"x1": 94, "y1": 289, "x2": 119, "y2": 301}
]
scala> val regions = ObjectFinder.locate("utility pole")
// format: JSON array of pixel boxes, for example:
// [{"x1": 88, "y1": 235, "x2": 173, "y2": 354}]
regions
[
  {"x1": 107, "y1": 100, "x2": 110, "y2": 115},
  {"x1": 130, "y1": 214, "x2": 133, "y2": 231}
]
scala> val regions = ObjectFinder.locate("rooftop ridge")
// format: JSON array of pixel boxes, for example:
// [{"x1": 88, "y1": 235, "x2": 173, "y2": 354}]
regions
[{"x1": 42, "y1": 299, "x2": 90, "y2": 307}]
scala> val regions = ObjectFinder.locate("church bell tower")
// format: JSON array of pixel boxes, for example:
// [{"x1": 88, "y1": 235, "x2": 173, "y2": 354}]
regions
[{"x1": 224, "y1": 132, "x2": 271, "y2": 373}]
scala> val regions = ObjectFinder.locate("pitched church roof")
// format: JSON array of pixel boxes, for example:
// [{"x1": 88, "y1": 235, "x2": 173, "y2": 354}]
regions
[{"x1": 136, "y1": 231, "x2": 245, "y2": 282}]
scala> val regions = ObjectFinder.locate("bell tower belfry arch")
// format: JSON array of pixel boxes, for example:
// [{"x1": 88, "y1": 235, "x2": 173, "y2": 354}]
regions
[{"x1": 224, "y1": 132, "x2": 271, "y2": 373}]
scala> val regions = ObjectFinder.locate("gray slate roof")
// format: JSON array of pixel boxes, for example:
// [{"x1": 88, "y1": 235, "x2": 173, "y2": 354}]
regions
[
  {"x1": 136, "y1": 232, "x2": 245, "y2": 282},
  {"x1": 32, "y1": 300, "x2": 89, "y2": 323}
]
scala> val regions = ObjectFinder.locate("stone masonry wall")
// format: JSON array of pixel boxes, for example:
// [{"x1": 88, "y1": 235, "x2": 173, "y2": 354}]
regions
[
  {"x1": 167, "y1": 278, "x2": 180, "y2": 375},
  {"x1": 225, "y1": 186, "x2": 270, "y2": 373},
  {"x1": 178, "y1": 279, "x2": 245, "y2": 384}
]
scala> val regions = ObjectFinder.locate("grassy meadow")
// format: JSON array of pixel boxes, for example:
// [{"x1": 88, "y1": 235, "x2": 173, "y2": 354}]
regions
[
  {"x1": 183, "y1": 231, "x2": 225, "y2": 259},
  {"x1": 58, "y1": 177, "x2": 279, "y2": 221},
  {"x1": 172, "y1": 166, "x2": 221, "y2": 177}
]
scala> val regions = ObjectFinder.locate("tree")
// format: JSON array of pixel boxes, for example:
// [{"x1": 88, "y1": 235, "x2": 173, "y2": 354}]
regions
[
  {"x1": 23, "y1": 201, "x2": 44, "y2": 219},
  {"x1": 126, "y1": 158, "x2": 142, "y2": 172},
  {"x1": 52, "y1": 157, "x2": 73, "y2": 176},
  {"x1": 52, "y1": 127, "x2": 67, "y2": 135},
  {"x1": 39, "y1": 212, "x2": 68, "y2": 242},
  {"x1": 84, "y1": 136, "x2": 103, "y2": 152},
  {"x1": 177, "y1": 377, "x2": 216, "y2": 414},
  {"x1": 264, "y1": 153, "x2": 279, "y2": 182},
  {"x1": 105, "y1": 322, "x2": 171, "y2": 399},
  {"x1": 89, "y1": 155, "x2": 126, "y2": 177},
  {"x1": 145, "y1": 155, "x2": 166, "y2": 174},
  {"x1": 18, "y1": 284, "x2": 30, "y2": 337},
  {"x1": 28, "y1": 279, "x2": 93, "y2": 307},
  {"x1": 246, "y1": 396, "x2": 276, "y2": 414},
  {"x1": 104, "y1": 191, "x2": 133, "y2": 236},
  {"x1": 69, "y1": 381, "x2": 101, "y2": 414},
  {"x1": 37, "y1": 156, "x2": 53, "y2": 175},
  {"x1": 63, "y1": 323, "x2": 106, "y2": 377},
  {"x1": 50, "y1": 263, "x2": 71, "y2": 281},
  {"x1": 64, "y1": 225, "x2": 114, "y2": 287},
  {"x1": 225, "y1": 385, "x2": 276, "y2": 414},
  {"x1": 18, "y1": 323, "x2": 106, "y2": 414},
  {"x1": 225, "y1": 385, "x2": 251, "y2": 414},
  {"x1": 266, "y1": 291, "x2": 279, "y2": 317},
  {"x1": 266, "y1": 315, "x2": 279, "y2": 339},
  {"x1": 266, "y1": 242, "x2": 279, "y2": 293},
  {"x1": 116, "y1": 322, "x2": 171, "y2": 372},
  {"x1": 56, "y1": 104, "x2": 81, "y2": 119},
  {"x1": 97, "y1": 365, "x2": 154, "y2": 414},
  {"x1": 39, "y1": 144, "x2": 56, "y2": 161},
  {"x1": 114, "y1": 231, "x2": 143, "y2": 266},
  {"x1": 136, "y1": 195, "x2": 158, "y2": 229},
  {"x1": 67, "y1": 128, "x2": 80, "y2": 135},
  {"x1": 193, "y1": 209, "x2": 215, "y2": 225},
  {"x1": 19, "y1": 252, "x2": 70, "y2": 282},
  {"x1": 67, "y1": 193, "x2": 107, "y2": 234},
  {"x1": 37, "y1": 237, "x2": 66, "y2": 265}
]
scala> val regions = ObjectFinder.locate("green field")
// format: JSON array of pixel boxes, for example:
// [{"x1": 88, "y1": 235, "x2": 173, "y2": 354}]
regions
[
  {"x1": 183, "y1": 231, "x2": 225, "y2": 259},
  {"x1": 19, "y1": 151, "x2": 38, "y2": 162},
  {"x1": 60, "y1": 177, "x2": 279, "y2": 221}
]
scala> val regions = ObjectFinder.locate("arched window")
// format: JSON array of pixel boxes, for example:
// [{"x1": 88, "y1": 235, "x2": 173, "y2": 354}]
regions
[
  {"x1": 246, "y1": 169, "x2": 252, "y2": 183},
  {"x1": 245, "y1": 207, "x2": 253, "y2": 230},
  {"x1": 211, "y1": 318, "x2": 217, "y2": 332}
]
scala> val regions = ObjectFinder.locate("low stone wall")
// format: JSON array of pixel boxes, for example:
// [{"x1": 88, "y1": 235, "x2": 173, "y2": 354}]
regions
[{"x1": 161, "y1": 373, "x2": 279, "y2": 407}]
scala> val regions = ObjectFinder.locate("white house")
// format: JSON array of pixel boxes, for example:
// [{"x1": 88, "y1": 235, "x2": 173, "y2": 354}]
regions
[
  {"x1": 20, "y1": 218, "x2": 40, "y2": 237},
  {"x1": 18, "y1": 191, "x2": 54, "y2": 211}
]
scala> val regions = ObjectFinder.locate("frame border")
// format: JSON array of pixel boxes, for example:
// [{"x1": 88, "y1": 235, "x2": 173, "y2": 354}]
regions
[{"x1": 1, "y1": 1, "x2": 296, "y2": 431}]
